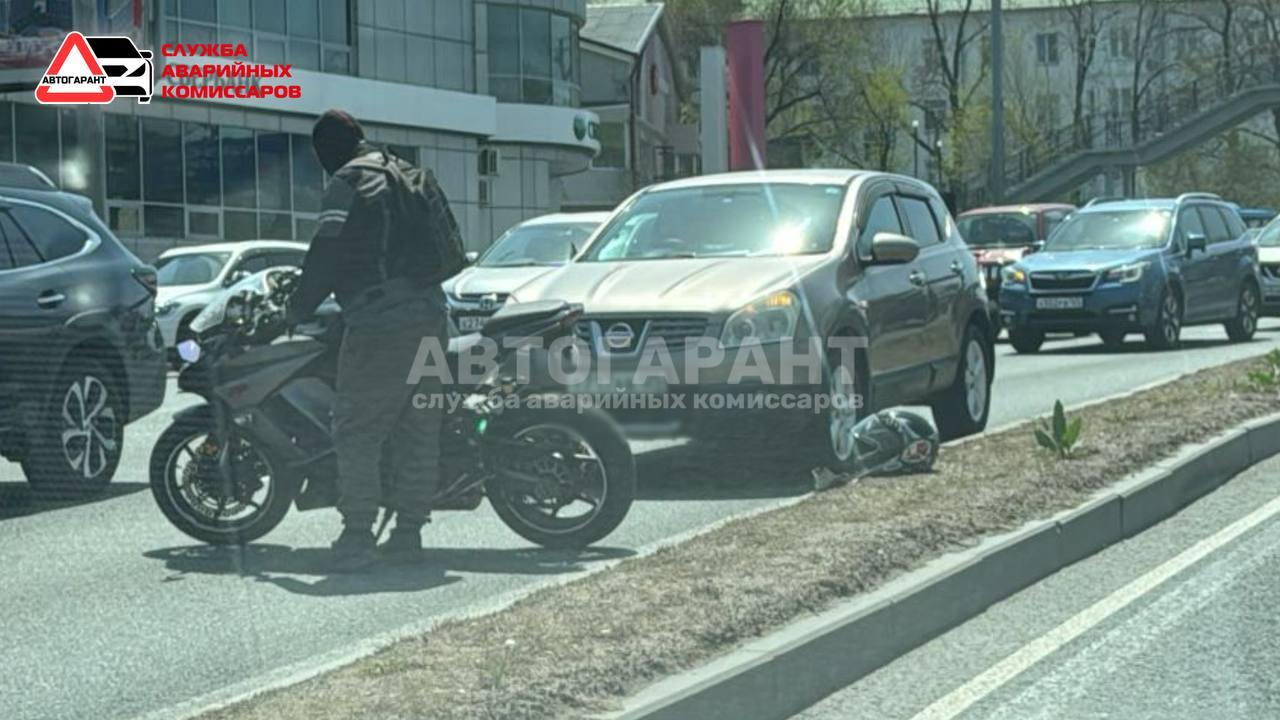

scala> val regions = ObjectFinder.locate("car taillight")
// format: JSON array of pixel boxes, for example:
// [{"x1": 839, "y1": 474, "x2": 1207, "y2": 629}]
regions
[{"x1": 133, "y1": 266, "x2": 158, "y2": 297}]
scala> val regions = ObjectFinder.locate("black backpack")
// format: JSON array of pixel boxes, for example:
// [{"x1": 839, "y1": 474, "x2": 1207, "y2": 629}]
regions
[{"x1": 354, "y1": 150, "x2": 467, "y2": 286}]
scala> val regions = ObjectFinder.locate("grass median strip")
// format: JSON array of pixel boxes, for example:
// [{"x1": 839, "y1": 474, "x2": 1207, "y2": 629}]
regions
[{"x1": 203, "y1": 355, "x2": 1279, "y2": 720}]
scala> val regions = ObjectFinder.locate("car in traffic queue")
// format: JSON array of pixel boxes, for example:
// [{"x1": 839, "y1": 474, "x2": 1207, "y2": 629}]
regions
[
  {"x1": 1233, "y1": 205, "x2": 1276, "y2": 229},
  {"x1": 0, "y1": 174, "x2": 166, "y2": 495},
  {"x1": 956, "y1": 203, "x2": 1075, "y2": 328},
  {"x1": 1254, "y1": 214, "x2": 1280, "y2": 316},
  {"x1": 505, "y1": 170, "x2": 995, "y2": 464},
  {"x1": 154, "y1": 240, "x2": 308, "y2": 356},
  {"x1": 445, "y1": 212, "x2": 608, "y2": 334},
  {"x1": 999, "y1": 193, "x2": 1261, "y2": 353}
]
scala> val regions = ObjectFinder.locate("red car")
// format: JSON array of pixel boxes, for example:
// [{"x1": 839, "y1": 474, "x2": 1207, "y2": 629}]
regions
[{"x1": 957, "y1": 203, "x2": 1076, "y2": 325}]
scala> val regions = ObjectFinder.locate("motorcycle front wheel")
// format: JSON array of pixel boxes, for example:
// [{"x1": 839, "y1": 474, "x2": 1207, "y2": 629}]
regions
[
  {"x1": 486, "y1": 407, "x2": 635, "y2": 549},
  {"x1": 149, "y1": 405, "x2": 298, "y2": 545}
]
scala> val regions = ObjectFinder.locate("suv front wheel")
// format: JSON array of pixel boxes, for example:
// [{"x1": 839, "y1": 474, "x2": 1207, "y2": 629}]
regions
[
  {"x1": 930, "y1": 324, "x2": 992, "y2": 441},
  {"x1": 1144, "y1": 288, "x2": 1183, "y2": 351},
  {"x1": 23, "y1": 357, "x2": 125, "y2": 497},
  {"x1": 1224, "y1": 281, "x2": 1260, "y2": 343}
]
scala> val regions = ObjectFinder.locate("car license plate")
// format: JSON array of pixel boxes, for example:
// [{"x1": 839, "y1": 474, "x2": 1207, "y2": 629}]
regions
[
  {"x1": 1035, "y1": 296, "x2": 1084, "y2": 310},
  {"x1": 457, "y1": 315, "x2": 487, "y2": 332}
]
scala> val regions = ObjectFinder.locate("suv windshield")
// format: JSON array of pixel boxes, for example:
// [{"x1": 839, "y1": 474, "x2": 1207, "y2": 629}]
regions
[
  {"x1": 582, "y1": 184, "x2": 845, "y2": 261},
  {"x1": 1256, "y1": 217, "x2": 1280, "y2": 247},
  {"x1": 156, "y1": 252, "x2": 231, "y2": 286},
  {"x1": 958, "y1": 212, "x2": 1038, "y2": 248},
  {"x1": 479, "y1": 223, "x2": 597, "y2": 267},
  {"x1": 1044, "y1": 209, "x2": 1171, "y2": 252}
]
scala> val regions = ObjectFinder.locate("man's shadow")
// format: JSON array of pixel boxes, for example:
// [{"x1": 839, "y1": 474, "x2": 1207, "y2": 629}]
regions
[{"x1": 143, "y1": 543, "x2": 634, "y2": 597}]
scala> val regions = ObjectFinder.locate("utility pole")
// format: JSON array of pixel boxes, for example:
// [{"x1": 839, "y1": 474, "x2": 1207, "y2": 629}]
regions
[{"x1": 990, "y1": 0, "x2": 1005, "y2": 203}]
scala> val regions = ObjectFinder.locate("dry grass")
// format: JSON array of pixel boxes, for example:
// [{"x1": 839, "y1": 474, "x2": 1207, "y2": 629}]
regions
[{"x1": 204, "y1": 357, "x2": 1279, "y2": 720}]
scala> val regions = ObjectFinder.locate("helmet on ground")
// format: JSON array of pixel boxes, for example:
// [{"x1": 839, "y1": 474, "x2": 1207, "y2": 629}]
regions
[{"x1": 849, "y1": 409, "x2": 940, "y2": 476}]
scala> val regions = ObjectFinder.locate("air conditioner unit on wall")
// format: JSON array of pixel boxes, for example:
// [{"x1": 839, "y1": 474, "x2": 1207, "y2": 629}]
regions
[
  {"x1": 478, "y1": 148, "x2": 500, "y2": 176},
  {"x1": 478, "y1": 178, "x2": 491, "y2": 208}
]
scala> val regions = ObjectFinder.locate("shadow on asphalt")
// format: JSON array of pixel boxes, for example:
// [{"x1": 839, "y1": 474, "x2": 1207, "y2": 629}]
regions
[
  {"x1": 1029, "y1": 336, "x2": 1252, "y2": 356},
  {"x1": 636, "y1": 442, "x2": 812, "y2": 501},
  {"x1": 0, "y1": 481, "x2": 148, "y2": 521},
  {"x1": 143, "y1": 544, "x2": 635, "y2": 596}
]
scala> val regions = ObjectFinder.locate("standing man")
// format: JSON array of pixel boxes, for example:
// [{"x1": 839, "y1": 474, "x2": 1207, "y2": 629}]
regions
[{"x1": 287, "y1": 109, "x2": 456, "y2": 571}]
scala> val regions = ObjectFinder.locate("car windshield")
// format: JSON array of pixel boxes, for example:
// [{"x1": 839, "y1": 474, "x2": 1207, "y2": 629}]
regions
[
  {"x1": 478, "y1": 222, "x2": 597, "y2": 267},
  {"x1": 582, "y1": 183, "x2": 845, "y2": 261},
  {"x1": 155, "y1": 252, "x2": 231, "y2": 286},
  {"x1": 1256, "y1": 217, "x2": 1280, "y2": 247},
  {"x1": 958, "y1": 212, "x2": 1039, "y2": 248},
  {"x1": 1044, "y1": 209, "x2": 1171, "y2": 251}
]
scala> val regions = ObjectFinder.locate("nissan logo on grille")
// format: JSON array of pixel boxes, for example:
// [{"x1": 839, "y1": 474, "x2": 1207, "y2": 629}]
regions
[{"x1": 603, "y1": 322, "x2": 637, "y2": 351}]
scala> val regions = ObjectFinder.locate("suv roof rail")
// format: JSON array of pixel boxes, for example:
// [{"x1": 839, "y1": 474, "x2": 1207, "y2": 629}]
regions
[
  {"x1": 1083, "y1": 196, "x2": 1126, "y2": 207},
  {"x1": 1176, "y1": 192, "x2": 1222, "y2": 203}
]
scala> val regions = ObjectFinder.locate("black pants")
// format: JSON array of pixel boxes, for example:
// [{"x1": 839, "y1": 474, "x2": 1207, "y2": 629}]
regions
[{"x1": 333, "y1": 298, "x2": 446, "y2": 530}]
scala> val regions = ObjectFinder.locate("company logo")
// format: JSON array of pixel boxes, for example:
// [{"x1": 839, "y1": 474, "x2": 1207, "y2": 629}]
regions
[
  {"x1": 479, "y1": 293, "x2": 500, "y2": 312},
  {"x1": 573, "y1": 114, "x2": 601, "y2": 143},
  {"x1": 36, "y1": 32, "x2": 153, "y2": 105},
  {"x1": 603, "y1": 322, "x2": 637, "y2": 351}
]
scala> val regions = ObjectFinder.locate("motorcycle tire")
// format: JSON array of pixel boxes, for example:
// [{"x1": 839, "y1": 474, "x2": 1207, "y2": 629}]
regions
[
  {"x1": 149, "y1": 405, "x2": 298, "y2": 545},
  {"x1": 486, "y1": 406, "x2": 635, "y2": 550}
]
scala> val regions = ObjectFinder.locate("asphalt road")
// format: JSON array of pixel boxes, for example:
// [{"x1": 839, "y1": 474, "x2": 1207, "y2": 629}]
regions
[
  {"x1": 2, "y1": 321, "x2": 1279, "y2": 720},
  {"x1": 794, "y1": 448, "x2": 1280, "y2": 720}
]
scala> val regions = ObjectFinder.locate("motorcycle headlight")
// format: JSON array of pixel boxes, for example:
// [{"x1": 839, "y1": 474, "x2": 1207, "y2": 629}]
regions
[
  {"x1": 1103, "y1": 261, "x2": 1149, "y2": 284},
  {"x1": 1001, "y1": 266, "x2": 1027, "y2": 286},
  {"x1": 176, "y1": 339, "x2": 201, "y2": 364},
  {"x1": 720, "y1": 290, "x2": 800, "y2": 348},
  {"x1": 156, "y1": 300, "x2": 179, "y2": 317}
]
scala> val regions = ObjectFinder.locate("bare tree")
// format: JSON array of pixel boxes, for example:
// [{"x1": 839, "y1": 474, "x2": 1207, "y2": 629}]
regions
[
  {"x1": 1127, "y1": 0, "x2": 1174, "y2": 144},
  {"x1": 1058, "y1": 0, "x2": 1115, "y2": 145},
  {"x1": 1244, "y1": 0, "x2": 1280, "y2": 149},
  {"x1": 1170, "y1": 0, "x2": 1248, "y2": 92},
  {"x1": 917, "y1": 0, "x2": 990, "y2": 193}
]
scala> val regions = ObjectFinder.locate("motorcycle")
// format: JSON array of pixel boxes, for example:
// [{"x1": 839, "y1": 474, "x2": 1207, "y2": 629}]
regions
[{"x1": 149, "y1": 268, "x2": 635, "y2": 549}]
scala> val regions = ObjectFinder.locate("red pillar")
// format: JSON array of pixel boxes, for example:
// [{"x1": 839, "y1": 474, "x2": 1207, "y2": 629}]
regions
[{"x1": 725, "y1": 20, "x2": 765, "y2": 171}]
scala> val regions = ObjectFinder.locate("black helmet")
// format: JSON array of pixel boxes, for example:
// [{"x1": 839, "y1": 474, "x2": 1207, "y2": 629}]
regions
[{"x1": 848, "y1": 409, "x2": 939, "y2": 476}]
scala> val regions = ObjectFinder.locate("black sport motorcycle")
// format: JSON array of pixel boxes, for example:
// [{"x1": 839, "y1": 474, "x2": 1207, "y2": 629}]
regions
[{"x1": 149, "y1": 268, "x2": 635, "y2": 549}]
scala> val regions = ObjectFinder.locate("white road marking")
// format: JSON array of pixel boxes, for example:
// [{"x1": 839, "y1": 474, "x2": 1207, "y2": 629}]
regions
[{"x1": 910, "y1": 491, "x2": 1280, "y2": 720}]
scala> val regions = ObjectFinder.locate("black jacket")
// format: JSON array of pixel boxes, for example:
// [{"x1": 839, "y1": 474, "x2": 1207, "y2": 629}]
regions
[{"x1": 288, "y1": 143, "x2": 444, "y2": 322}]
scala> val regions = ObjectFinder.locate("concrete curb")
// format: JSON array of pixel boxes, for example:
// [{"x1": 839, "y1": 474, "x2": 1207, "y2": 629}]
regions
[{"x1": 601, "y1": 412, "x2": 1280, "y2": 720}]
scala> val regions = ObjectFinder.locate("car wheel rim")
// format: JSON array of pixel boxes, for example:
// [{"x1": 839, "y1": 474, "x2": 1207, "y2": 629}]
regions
[
  {"x1": 964, "y1": 339, "x2": 988, "y2": 421},
  {"x1": 59, "y1": 375, "x2": 118, "y2": 480},
  {"x1": 1242, "y1": 287, "x2": 1258, "y2": 333},
  {"x1": 828, "y1": 364, "x2": 860, "y2": 462}
]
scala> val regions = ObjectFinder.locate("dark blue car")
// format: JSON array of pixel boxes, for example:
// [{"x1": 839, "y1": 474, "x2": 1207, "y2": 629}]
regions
[{"x1": 999, "y1": 193, "x2": 1261, "y2": 353}]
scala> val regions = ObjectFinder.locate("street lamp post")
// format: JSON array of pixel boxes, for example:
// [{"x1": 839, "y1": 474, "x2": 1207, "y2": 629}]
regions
[
  {"x1": 935, "y1": 138, "x2": 945, "y2": 187},
  {"x1": 990, "y1": 0, "x2": 1005, "y2": 203},
  {"x1": 912, "y1": 120, "x2": 921, "y2": 178}
]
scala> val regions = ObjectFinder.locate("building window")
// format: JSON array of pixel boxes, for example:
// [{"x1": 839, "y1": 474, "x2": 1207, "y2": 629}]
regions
[
  {"x1": 596, "y1": 122, "x2": 626, "y2": 168},
  {"x1": 355, "y1": 0, "x2": 473, "y2": 91},
  {"x1": 1109, "y1": 26, "x2": 1133, "y2": 59},
  {"x1": 184, "y1": 124, "x2": 220, "y2": 206},
  {"x1": 105, "y1": 114, "x2": 139, "y2": 200},
  {"x1": 15, "y1": 104, "x2": 59, "y2": 186},
  {"x1": 143, "y1": 118, "x2": 183, "y2": 204},
  {"x1": 1036, "y1": 33, "x2": 1059, "y2": 65},
  {"x1": 488, "y1": 4, "x2": 581, "y2": 106},
  {"x1": 169, "y1": 0, "x2": 351, "y2": 76}
]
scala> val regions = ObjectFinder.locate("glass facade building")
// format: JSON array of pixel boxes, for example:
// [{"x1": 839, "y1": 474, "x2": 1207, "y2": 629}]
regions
[{"x1": 15, "y1": 1, "x2": 601, "y2": 261}]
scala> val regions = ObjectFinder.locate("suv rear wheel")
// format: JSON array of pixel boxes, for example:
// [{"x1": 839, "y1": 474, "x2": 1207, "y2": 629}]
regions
[
  {"x1": 1225, "y1": 281, "x2": 1260, "y2": 343},
  {"x1": 930, "y1": 323, "x2": 992, "y2": 441},
  {"x1": 22, "y1": 357, "x2": 124, "y2": 497}
]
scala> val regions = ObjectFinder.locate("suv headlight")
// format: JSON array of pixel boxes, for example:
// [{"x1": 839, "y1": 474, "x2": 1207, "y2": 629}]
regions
[
  {"x1": 1103, "y1": 261, "x2": 1149, "y2": 284},
  {"x1": 720, "y1": 290, "x2": 800, "y2": 348},
  {"x1": 1001, "y1": 266, "x2": 1027, "y2": 286}
]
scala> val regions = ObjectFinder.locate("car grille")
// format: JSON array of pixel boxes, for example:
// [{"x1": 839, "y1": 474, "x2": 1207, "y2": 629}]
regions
[
  {"x1": 574, "y1": 317, "x2": 710, "y2": 353},
  {"x1": 1262, "y1": 264, "x2": 1280, "y2": 281},
  {"x1": 1029, "y1": 271, "x2": 1097, "y2": 292}
]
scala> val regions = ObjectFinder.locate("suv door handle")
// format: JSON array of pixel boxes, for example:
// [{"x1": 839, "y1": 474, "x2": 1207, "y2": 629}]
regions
[
  {"x1": 36, "y1": 291, "x2": 65, "y2": 308},
  {"x1": 950, "y1": 260, "x2": 964, "y2": 275},
  {"x1": 908, "y1": 270, "x2": 927, "y2": 287}
]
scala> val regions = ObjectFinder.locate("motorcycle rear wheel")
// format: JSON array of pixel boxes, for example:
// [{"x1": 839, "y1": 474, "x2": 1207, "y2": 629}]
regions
[
  {"x1": 149, "y1": 405, "x2": 298, "y2": 545},
  {"x1": 486, "y1": 407, "x2": 635, "y2": 549}
]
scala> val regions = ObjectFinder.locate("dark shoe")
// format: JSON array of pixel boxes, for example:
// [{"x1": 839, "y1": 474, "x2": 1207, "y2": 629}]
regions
[
  {"x1": 378, "y1": 527, "x2": 424, "y2": 565},
  {"x1": 330, "y1": 527, "x2": 377, "y2": 573}
]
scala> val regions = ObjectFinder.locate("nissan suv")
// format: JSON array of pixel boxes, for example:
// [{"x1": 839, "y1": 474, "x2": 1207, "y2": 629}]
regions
[
  {"x1": 0, "y1": 180, "x2": 166, "y2": 494},
  {"x1": 999, "y1": 194, "x2": 1260, "y2": 353},
  {"x1": 505, "y1": 170, "x2": 994, "y2": 466}
]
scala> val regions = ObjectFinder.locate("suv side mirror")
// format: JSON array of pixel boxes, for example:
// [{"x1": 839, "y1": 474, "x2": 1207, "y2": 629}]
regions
[
  {"x1": 868, "y1": 232, "x2": 920, "y2": 265},
  {"x1": 464, "y1": 250, "x2": 479, "y2": 265},
  {"x1": 1186, "y1": 232, "x2": 1208, "y2": 254}
]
